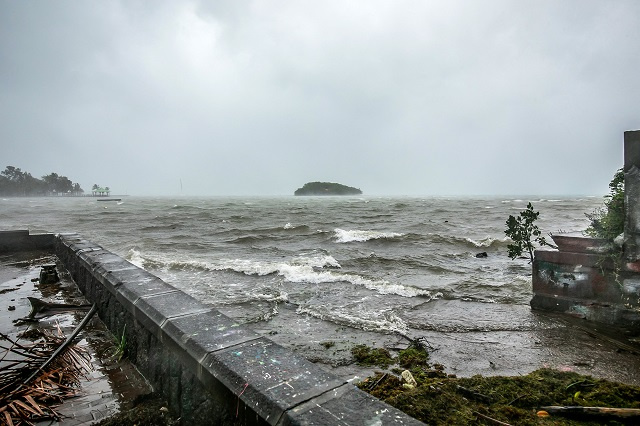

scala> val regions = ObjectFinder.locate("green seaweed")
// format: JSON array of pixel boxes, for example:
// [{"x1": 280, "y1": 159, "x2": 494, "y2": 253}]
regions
[
  {"x1": 351, "y1": 344, "x2": 394, "y2": 368},
  {"x1": 357, "y1": 367, "x2": 640, "y2": 425}
]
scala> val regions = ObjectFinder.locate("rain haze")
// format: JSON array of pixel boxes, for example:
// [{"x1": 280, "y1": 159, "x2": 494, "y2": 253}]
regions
[{"x1": 2, "y1": 0, "x2": 639, "y2": 197}]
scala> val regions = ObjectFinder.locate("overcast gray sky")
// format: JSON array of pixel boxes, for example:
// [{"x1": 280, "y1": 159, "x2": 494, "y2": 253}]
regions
[{"x1": 2, "y1": 1, "x2": 639, "y2": 196}]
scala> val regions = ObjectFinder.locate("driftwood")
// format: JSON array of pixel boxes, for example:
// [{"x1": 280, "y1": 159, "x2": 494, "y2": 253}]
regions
[
  {"x1": 393, "y1": 332, "x2": 433, "y2": 352},
  {"x1": 25, "y1": 297, "x2": 92, "y2": 320},
  {"x1": 541, "y1": 405, "x2": 640, "y2": 421}
]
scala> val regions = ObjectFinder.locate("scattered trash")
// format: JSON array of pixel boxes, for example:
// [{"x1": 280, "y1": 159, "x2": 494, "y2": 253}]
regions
[
  {"x1": 38, "y1": 265, "x2": 59, "y2": 284},
  {"x1": 401, "y1": 370, "x2": 417, "y2": 388}
]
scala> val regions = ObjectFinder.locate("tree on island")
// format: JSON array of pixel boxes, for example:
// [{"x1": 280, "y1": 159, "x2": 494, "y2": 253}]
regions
[
  {"x1": 294, "y1": 182, "x2": 362, "y2": 196},
  {"x1": 0, "y1": 166, "x2": 84, "y2": 196}
]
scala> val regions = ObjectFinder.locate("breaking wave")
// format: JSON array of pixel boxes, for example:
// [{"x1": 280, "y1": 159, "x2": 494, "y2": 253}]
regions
[
  {"x1": 126, "y1": 249, "x2": 430, "y2": 298},
  {"x1": 334, "y1": 228, "x2": 405, "y2": 243},
  {"x1": 465, "y1": 236, "x2": 511, "y2": 248}
]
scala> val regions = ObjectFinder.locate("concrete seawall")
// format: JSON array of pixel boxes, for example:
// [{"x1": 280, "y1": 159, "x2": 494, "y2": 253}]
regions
[{"x1": 2, "y1": 230, "x2": 422, "y2": 425}]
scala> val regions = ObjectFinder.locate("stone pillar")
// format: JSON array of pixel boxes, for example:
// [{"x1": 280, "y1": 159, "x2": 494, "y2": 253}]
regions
[{"x1": 624, "y1": 130, "x2": 640, "y2": 261}]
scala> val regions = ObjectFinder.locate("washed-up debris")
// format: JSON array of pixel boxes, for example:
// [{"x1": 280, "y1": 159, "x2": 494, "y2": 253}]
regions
[
  {"x1": 38, "y1": 265, "x2": 58, "y2": 285},
  {"x1": 358, "y1": 367, "x2": 640, "y2": 425},
  {"x1": 353, "y1": 341, "x2": 640, "y2": 425},
  {"x1": 540, "y1": 405, "x2": 640, "y2": 422},
  {"x1": 0, "y1": 306, "x2": 96, "y2": 425},
  {"x1": 23, "y1": 297, "x2": 92, "y2": 321}
]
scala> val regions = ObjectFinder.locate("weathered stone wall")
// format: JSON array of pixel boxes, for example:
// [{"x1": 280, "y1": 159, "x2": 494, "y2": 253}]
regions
[
  {"x1": 532, "y1": 239, "x2": 640, "y2": 330},
  {"x1": 624, "y1": 130, "x2": 640, "y2": 261},
  {"x1": 0, "y1": 231, "x2": 422, "y2": 425},
  {"x1": 531, "y1": 131, "x2": 640, "y2": 331}
]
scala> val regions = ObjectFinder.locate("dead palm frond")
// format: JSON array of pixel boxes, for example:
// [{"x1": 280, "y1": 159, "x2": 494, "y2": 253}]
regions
[{"x1": 0, "y1": 305, "x2": 96, "y2": 425}]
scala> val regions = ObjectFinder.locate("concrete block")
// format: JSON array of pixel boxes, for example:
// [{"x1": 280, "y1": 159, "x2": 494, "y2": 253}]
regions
[
  {"x1": 280, "y1": 384, "x2": 425, "y2": 425},
  {"x1": 162, "y1": 309, "x2": 260, "y2": 373},
  {"x1": 68, "y1": 240, "x2": 104, "y2": 254},
  {"x1": 115, "y1": 269, "x2": 176, "y2": 311},
  {"x1": 133, "y1": 290, "x2": 210, "y2": 337},
  {"x1": 202, "y1": 337, "x2": 345, "y2": 424}
]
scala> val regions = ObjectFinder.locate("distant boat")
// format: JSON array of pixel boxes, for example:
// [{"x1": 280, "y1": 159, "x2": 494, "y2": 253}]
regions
[{"x1": 97, "y1": 198, "x2": 121, "y2": 202}]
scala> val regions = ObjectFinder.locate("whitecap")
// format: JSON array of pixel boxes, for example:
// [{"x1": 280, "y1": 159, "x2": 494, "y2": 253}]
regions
[
  {"x1": 292, "y1": 252, "x2": 341, "y2": 269},
  {"x1": 334, "y1": 228, "x2": 405, "y2": 243},
  {"x1": 127, "y1": 248, "x2": 146, "y2": 269},
  {"x1": 134, "y1": 251, "x2": 429, "y2": 298},
  {"x1": 465, "y1": 236, "x2": 509, "y2": 248},
  {"x1": 296, "y1": 305, "x2": 409, "y2": 334}
]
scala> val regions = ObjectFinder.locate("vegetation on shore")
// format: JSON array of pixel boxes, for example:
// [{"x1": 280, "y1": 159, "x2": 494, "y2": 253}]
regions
[
  {"x1": 350, "y1": 343, "x2": 640, "y2": 425},
  {"x1": 0, "y1": 165, "x2": 84, "y2": 196},
  {"x1": 294, "y1": 181, "x2": 362, "y2": 196},
  {"x1": 585, "y1": 168, "x2": 625, "y2": 241},
  {"x1": 505, "y1": 202, "x2": 554, "y2": 263}
]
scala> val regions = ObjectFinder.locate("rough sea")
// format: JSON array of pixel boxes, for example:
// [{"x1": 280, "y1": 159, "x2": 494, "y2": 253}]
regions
[{"x1": 5, "y1": 195, "x2": 639, "y2": 384}]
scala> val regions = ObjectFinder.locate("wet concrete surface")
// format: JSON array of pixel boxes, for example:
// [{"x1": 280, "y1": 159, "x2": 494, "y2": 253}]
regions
[{"x1": 0, "y1": 252, "x2": 152, "y2": 425}]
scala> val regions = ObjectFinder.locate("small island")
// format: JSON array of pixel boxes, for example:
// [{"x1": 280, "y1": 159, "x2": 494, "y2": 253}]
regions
[{"x1": 294, "y1": 181, "x2": 362, "y2": 196}]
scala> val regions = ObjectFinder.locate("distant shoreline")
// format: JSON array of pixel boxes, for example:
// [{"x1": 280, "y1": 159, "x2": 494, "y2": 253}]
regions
[{"x1": 0, "y1": 194, "x2": 130, "y2": 198}]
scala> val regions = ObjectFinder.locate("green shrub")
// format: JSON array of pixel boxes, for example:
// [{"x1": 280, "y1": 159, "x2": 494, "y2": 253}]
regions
[{"x1": 586, "y1": 168, "x2": 624, "y2": 241}]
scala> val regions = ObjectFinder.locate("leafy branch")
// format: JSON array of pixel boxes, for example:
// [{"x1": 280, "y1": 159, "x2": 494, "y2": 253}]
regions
[{"x1": 505, "y1": 203, "x2": 553, "y2": 263}]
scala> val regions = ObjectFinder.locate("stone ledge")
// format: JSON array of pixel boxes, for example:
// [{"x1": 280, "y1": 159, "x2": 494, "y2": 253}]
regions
[
  {"x1": 280, "y1": 383, "x2": 425, "y2": 425},
  {"x1": 202, "y1": 337, "x2": 347, "y2": 424},
  {"x1": 162, "y1": 309, "x2": 261, "y2": 371},
  {"x1": 133, "y1": 290, "x2": 212, "y2": 337}
]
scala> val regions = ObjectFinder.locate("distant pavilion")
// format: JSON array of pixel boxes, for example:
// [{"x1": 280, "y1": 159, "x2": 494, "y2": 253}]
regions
[{"x1": 92, "y1": 187, "x2": 110, "y2": 197}]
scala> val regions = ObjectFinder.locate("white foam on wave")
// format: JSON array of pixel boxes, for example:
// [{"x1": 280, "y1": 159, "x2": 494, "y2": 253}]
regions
[
  {"x1": 127, "y1": 248, "x2": 146, "y2": 269},
  {"x1": 292, "y1": 252, "x2": 341, "y2": 268},
  {"x1": 127, "y1": 250, "x2": 430, "y2": 298},
  {"x1": 247, "y1": 289, "x2": 289, "y2": 304},
  {"x1": 284, "y1": 222, "x2": 294, "y2": 229},
  {"x1": 296, "y1": 305, "x2": 409, "y2": 333},
  {"x1": 334, "y1": 228, "x2": 405, "y2": 243},
  {"x1": 466, "y1": 236, "x2": 509, "y2": 247}
]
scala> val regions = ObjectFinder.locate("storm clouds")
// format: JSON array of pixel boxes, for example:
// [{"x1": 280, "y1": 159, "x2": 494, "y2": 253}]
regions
[{"x1": 2, "y1": 1, "x2": 639, "y2": 196}]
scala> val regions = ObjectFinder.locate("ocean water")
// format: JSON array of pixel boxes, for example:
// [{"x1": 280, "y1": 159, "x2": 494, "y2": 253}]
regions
[{"x1": 7, "y1": 195, "x2": 630, "y2": 380}]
